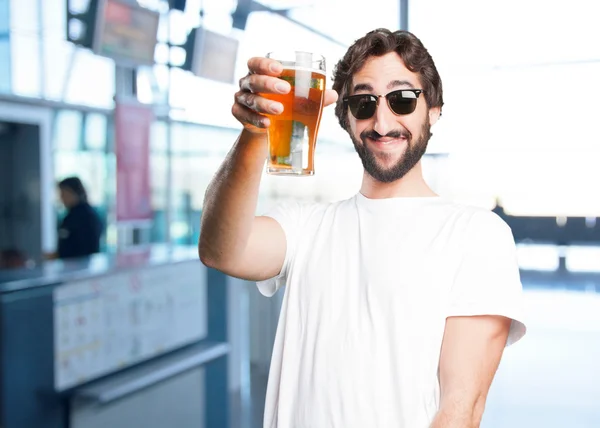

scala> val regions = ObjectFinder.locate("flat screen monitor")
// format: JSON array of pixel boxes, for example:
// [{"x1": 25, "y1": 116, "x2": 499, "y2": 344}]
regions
[
  {"x1": 184, "y1": 27, "x2": 239, "y2": 84},
  {"x1": 93, "y1": 0, "x2": 160, "y2": 66}
]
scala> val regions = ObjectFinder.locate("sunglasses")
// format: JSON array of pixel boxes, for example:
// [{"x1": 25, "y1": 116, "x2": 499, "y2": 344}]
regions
[{"x1": 343, "y1": 89, "x2": 424, "y2": 120}]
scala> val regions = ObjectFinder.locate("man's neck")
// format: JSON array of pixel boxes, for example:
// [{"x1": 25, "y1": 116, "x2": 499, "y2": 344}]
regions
[{"x1": 359, "y1": 162, "x2": 437, "y2": 199}]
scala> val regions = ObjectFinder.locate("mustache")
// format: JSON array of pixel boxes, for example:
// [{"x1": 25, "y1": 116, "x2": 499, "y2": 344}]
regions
[{"x1": 360, "y1": 129, "x2": 411, "y2": 141}]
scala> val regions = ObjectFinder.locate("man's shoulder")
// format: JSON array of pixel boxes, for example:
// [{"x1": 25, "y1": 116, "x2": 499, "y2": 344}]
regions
[{"x1": 441, "y1": 200, "x2": 513, "y2": 241}]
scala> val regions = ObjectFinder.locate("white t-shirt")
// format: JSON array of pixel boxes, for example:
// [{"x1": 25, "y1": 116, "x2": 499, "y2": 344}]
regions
[{"x1": 257, "y1": 193, "x2": 526, "y2": 428}]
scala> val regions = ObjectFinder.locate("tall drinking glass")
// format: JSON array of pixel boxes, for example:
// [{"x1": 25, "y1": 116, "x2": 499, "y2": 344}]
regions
[{"x1": 261, "y1": 51, "x2": 326, "y2": 176}]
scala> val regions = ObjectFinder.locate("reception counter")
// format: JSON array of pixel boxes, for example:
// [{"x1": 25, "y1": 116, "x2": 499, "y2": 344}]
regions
[{"x1": 0, "y1": 245, "x2": 230, "y2": 428}]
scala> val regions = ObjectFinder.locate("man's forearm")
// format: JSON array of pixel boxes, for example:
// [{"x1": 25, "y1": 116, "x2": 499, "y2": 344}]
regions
[
  {"x1": 430, "y1": 399, "x2": 484, "y2": 428},
  {"x1": 430, "y1": 410, "x2": 475, "y2": 428},
  {"x1": 198, "y1": 130, "x2": 267, "y2": 267}
]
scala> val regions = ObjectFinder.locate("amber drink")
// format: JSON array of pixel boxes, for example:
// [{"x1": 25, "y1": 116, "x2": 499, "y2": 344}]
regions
[{"x1": 261, "y1": 52, "x2": 326, "y2": 176}]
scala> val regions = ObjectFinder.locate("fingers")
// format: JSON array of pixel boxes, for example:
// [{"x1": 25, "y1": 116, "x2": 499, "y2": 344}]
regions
[
  {"x1": 234, "y1": 57, "x2": 291, "y2": 130},
  {"x1": 232, "y1": 102, "x2": 270, "y2": 130},
  {"x1": 233, "y1": 56, "x2": 339, "y2": 132},
  {"x1": 239, "y1": 74, "x2": 290, "y2": 100},
  {"x1": 323, "y1": 89, "x2": 338, "y2": 107},
  {"x1": 247, "y1": 57, "x2": 283, "y2": 76},
  {"x1": 235, "y1": 90, "x2": 284, "y2": 116}
]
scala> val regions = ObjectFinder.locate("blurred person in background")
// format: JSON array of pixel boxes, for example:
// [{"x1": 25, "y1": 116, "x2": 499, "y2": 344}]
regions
[
  {"x1": 200, "y1": 29, "x2": 526, "y2": 428},
  {"x1": 46, "y1": 177, "x2": 103, "y2": 260}
]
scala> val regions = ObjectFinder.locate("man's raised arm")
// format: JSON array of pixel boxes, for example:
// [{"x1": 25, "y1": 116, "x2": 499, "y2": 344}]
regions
[{"x1": 198, "y1": 57, "x2": 338, "y2": 281}]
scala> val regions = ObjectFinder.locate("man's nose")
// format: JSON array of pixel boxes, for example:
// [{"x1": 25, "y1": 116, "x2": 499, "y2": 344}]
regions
[{"x1": 372, "y1": 96, "x2": 397, "y2": 137}]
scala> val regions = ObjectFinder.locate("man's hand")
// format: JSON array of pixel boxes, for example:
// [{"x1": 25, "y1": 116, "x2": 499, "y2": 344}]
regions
[
  {"x1": 430, "y1": 315, "x2": 512, "y2": 428},
  {"x1": 43, "y1": 252, "x2": 58, "y2": 261},
  {"x1": 233, "y1": 57, "x2": 338, "y2": 133}
]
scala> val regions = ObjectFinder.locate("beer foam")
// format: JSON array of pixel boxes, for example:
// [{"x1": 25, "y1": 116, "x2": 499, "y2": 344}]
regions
[{"x1": 279, "y1": 64, "x2": 326, "y2": 75}]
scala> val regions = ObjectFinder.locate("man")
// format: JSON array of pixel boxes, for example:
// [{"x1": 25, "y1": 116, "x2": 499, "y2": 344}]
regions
[{"x1": 200, "y1": 29, "x2": 526, "y2": 428}]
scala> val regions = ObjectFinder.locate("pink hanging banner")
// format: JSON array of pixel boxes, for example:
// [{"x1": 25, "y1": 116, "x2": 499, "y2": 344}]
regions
[{"x1": 115, "y1": 100, "x2": 153, "y2": 223}]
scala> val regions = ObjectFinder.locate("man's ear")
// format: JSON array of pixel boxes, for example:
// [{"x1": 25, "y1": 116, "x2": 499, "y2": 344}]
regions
[{"x1": 428, "y1": 107, "x2": 441, "y2": 126}]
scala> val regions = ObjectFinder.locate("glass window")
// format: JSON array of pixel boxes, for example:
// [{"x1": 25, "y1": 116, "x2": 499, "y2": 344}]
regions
[
  {"x1": 42, "y1": 0, "x2": 103, "y2": 103},
  {"x1": 0, "y1": 0, "x2": 9, "y2": 93},
  {"x1": 84, "y1": 113, "x2": 108, "y2": 150},
  {"x1": 155, "y1": 2, "x2": 170, "y2": 43},
  {"x1": 170, "y1": 121, "x2": 187, "y2": 153},
  {"x1": 10, "y1": 33, "x2": 42, "y2": 97},
  {"x1": 103, "y1": 151, "x2": 117, "y2": 250},
  {"x1": 167, "y1": 9, "x2": 188, "y2": 46},
  {"x1": 63, "y1": 49, "x2": 115, "y2": 108},
  {"x1": 169, "y1": 122, "x2": 237, "y2": 244},
  {"x1": 53, "y1": 109, "x2": 113, "y2": 252},
  {"x1": 155, "y1": 42, "x2": 169, "y2": 64},
  {"x1": 136, "y1": 64, "x2": 170, "y2": 106},
  {"x1": 170, "y1": 153, "x2": 195, "y2": 245},
  {"x1": 9, "y1": 0, "x2": 42, "y2": 96},
  {"x1": 9, "y1": 0, "x2": 40, "y2": 33},
  {"x1": 43, "y1": 39, "x2": 76, "y2": 101},
  {"x1": 170, "y1": 122, "x2": 192, "y2": 244},
  {"x1": 151, "y1": 119, "x2": 169, "y2": 152},
  {"x1": 150, "y1": 121, "x2": 168, "y2": 243},
  {"x1": 187, "y1": 124, "x2": 239, "y2": 156},
  {"x1": 54, "y1": 110, "x2": 83, "y2": 151},
  {"x1": 0, "y1": 39, "x2": 10, "y2": 93},
  {"x1": 136, "y1": 66, "x2": 154, "y2": 104},
  {"x1": 41, "y1": 0, "x2": 66, "y2": 40},
  {"x1": 0, "y1": 0, "x2": 8, "y2": 30}
]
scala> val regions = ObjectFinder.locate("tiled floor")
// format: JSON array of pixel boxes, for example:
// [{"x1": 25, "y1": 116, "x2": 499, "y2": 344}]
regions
[{"x1": 240, "y1": 269, "x2": 600, "y2": 428}]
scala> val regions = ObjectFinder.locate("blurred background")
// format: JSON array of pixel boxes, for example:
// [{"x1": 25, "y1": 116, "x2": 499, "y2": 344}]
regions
[{"x1": 0, "y1": 0, "x2": 599, "y2": 427}]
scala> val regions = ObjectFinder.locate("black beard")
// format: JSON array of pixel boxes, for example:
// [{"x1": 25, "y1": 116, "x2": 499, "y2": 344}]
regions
[{"x1": 351, "y1": 119, "x2": 432, "y2": 183}]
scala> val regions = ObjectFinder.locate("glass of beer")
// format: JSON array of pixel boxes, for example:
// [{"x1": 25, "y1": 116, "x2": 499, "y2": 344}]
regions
[{"x1": 261, "y1": 51, "x2": 326, "y2": 176}]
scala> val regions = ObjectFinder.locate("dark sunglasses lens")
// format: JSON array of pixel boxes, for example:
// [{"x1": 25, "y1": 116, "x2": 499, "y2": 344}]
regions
[
  {"x1": 387, "y1": 92, "x2": 417, "y2": 115},
  {"x1": 348, "y1": 96, "x2": 377, "y2": 119}
]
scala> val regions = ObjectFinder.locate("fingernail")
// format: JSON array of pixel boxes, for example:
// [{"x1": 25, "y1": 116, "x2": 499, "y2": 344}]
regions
[
  {"x1": 275, "y1": 82, "x2": 289, "y2": 93},
  {"x1": 270, "y1": 103, "x2": 283, "y2": 114},
  {"x1": 270, "y1": 62, "x2": 282, "y2": 73}
]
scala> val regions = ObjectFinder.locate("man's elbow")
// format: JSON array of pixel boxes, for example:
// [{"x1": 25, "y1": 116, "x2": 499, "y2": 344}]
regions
[
  {"x1": 198, "y1": 239, "x2": 240, "y2": 275},
  {"x1": 198, "y1": 239, "x2": 220, "y2": 269}
]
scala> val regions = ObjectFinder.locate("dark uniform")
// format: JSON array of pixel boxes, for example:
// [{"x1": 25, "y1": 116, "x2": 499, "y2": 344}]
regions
[{"x1": 57, "y1": 202, "x2": 103, "y2": 259}]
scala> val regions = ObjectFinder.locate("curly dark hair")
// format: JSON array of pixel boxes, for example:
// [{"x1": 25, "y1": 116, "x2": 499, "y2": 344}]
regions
[{"x1": 332, "y1": 29, "x2": 444, "y2": 132}]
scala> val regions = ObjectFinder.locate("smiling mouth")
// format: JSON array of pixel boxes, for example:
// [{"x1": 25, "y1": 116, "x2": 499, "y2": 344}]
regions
[{"x1": 368, "y1": 136, "x2": 408, "y2": 147}]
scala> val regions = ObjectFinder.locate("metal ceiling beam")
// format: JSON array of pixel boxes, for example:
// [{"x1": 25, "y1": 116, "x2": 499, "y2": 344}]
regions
[
  {"x1": 232, "y1": 0, "x2": 253, "y2": 29},
  {"x1": 400, "y1": 0, "x2": 409, "y2": 30}
]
